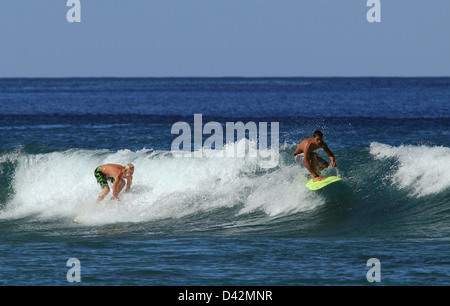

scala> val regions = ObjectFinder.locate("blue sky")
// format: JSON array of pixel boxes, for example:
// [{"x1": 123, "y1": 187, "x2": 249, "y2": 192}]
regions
[{"x1": 0, "y1": 0, "x2": 449, "y2": 77}]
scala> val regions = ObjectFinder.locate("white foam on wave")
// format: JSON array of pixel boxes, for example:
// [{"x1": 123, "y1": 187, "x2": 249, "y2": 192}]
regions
[
  {"x1": 0, "y1": 140, "x2": 323, "y2": 225},
  {"x1": 370, "y1": 142, "x2": 450, "y2": 196}
]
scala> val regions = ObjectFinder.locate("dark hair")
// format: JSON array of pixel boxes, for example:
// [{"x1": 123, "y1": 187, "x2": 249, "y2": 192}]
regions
[{"x1": 313, "y1": 130, "x2": 323, "y2": 138}]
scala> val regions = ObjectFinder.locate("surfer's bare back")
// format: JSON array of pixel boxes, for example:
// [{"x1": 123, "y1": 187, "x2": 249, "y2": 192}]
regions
[{"x1": 294, "y1": 130, "x2": 337, "y2": 182}]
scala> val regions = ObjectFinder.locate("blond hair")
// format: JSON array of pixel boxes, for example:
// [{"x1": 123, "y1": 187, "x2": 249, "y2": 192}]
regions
[{"x1": 124, "y1": 163, "x2": 135, "y2": 170}]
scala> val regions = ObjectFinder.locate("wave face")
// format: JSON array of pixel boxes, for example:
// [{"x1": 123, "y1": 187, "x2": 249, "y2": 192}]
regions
[{"x1": 1, "y1": 142, "x2": 448, "y2": 239}]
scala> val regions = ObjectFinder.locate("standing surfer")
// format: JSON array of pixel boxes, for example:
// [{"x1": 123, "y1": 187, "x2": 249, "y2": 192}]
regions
[{"x1": 294, "y1": 131, "x2": 337, "y2": 181}]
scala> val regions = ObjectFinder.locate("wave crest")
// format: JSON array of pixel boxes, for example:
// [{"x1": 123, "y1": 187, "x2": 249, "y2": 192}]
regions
[
  {"x1": 370, "y1": 142, "x2": 450, "y2": 196},
  {"x1": 0, "y1": 142, "x2": 322, "y2": 225}
]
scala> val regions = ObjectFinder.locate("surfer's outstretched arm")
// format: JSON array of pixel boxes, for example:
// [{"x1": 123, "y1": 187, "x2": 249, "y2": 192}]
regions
[
  {"x1": 323, "y1": 142, "x2": 337, "y2": 167},
  {"x1": 112, "y1": 178, "x2": 128, "y2": 201},
  {"x1": 125, "y1": 176, "x2": 132, "y2": 192}
]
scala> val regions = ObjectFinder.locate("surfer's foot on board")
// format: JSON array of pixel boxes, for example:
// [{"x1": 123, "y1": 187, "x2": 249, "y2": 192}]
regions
[{"x1": 313, "y1": 176, "x2": 327, "y2": 182}]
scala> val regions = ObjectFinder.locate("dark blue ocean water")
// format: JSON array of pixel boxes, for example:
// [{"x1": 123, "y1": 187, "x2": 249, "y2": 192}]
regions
[{"x1": 0, "y1": 78, "x2": 449, "y2": 286}]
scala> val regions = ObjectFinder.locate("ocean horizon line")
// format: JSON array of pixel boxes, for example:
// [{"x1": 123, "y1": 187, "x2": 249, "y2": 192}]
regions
[{"x1": 1, "y1": 75, "x2": 449, "y2": 79}]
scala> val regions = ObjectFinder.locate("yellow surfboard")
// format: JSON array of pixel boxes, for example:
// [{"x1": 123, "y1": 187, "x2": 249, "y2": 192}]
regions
[{"x1": 306, "y1": 176, "x2": 342, "y2": 190}]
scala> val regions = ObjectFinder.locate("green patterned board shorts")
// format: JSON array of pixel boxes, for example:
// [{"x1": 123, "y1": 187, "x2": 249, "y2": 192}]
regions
[{"x1": 94, "y1": 167, "x2": 115, "y2": 189}]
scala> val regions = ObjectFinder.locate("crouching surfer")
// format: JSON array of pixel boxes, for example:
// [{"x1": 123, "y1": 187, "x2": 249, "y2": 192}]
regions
[{"x1": 94, "y1": 163, "x2": 134, "y2": 202}]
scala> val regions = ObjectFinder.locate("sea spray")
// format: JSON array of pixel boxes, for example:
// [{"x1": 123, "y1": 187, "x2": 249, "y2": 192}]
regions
[
  {"x1": 370, "y1": 142, "x2": 450, "y2": 196},
  {"x1": 0, "y1": 141, "x2": 322, "y2": 225}
]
